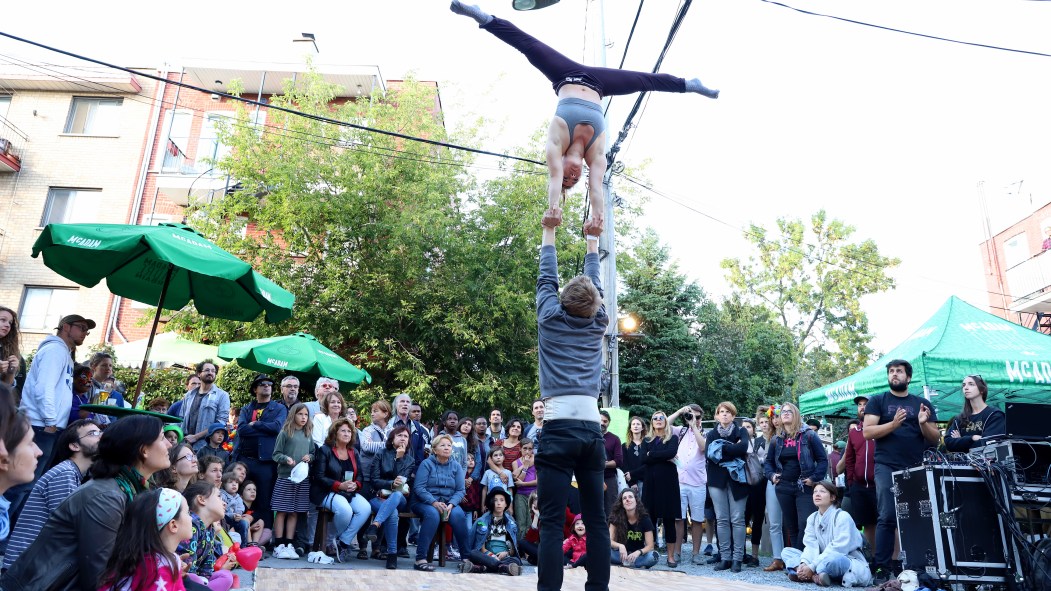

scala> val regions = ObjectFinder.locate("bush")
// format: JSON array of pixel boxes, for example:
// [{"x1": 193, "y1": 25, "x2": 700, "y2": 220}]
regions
[{"x1": 113, "y1": 366, "x2": 194, "y2": 408}]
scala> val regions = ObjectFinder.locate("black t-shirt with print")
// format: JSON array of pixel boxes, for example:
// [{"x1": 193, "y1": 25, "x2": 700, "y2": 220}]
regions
[
  {"x1": 776, "y1": 437, "x2": 802, "y2": 492},
  {"x1": 865, "y1": 391, "x2": 937, "y2": 470},
  {"x1": 623, "y1": 515, "x2": 654, "y2": 554}
]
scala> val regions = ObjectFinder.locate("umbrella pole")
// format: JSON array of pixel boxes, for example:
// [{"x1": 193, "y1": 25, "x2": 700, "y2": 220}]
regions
[{"x1": 134, "y1": 263, "x2": 175, "y2": 401}]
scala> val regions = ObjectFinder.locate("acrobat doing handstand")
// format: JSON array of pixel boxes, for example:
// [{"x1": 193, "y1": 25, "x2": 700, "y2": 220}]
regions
[{"x1": 451, "y1": 1, "x2": 718, "y2": 230}]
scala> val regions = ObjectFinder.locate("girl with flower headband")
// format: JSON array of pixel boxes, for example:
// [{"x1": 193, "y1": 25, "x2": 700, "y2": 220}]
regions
[{"x1": 99, "y1": 488, "x2": 193, "y2": 591}]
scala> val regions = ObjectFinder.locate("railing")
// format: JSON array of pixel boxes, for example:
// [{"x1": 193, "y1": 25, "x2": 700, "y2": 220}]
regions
[
  {"x1": 1005, "y1": 249, "x2": 1051, "y2": 303},
  {"x1": 160, "y1": 137, "x2": 223, "y2": 175},
  {"x1": 0, "y1": 114, "x2": 28, "y2": 169}
]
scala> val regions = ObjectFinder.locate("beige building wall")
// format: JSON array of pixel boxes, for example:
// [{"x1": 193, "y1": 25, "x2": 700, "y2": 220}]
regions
[{"x1": 0, "y1": 70, "x2": 158, "y2": 355}]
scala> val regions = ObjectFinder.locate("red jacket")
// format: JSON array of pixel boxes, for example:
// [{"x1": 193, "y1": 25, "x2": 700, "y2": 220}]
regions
[
  {"x1": 843, "y1": 424, "x2": 875, "y2": 488},
  {"x1": 562, "y1": 534, "x2": 587, "y2": 561}
]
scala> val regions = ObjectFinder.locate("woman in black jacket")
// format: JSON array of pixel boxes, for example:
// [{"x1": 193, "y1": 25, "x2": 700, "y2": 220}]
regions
[
  {"x1": 641, "y1": 410, "x2": 681, "y2": 567},
  {"x1": 364, "y1": 425, "x2": 414, "y2": 569},
  {"x1": 705, "y1": 401, "x2": 751, "y2": 573},
  {"x1": 310, "y1": 417, "x2": 372, "y2": 563},
  {"x1": 621, "y1": 416, "x2": 648, "y2": 498}
]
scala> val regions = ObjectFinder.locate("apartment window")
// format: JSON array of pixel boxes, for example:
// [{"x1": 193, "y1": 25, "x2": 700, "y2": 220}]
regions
[
  {"x1": 64, "y1": 97, "x2": 123, "y2": 135},
  {"x1": 1003, "y1": 232, "x2": 1029, "y2": 268},
  {"x1": 19, "y1": 287, "x2": 79, "y2": 332},
  {"x1": 0, "y1": 95, "x2": 10, "y2": 120},
  {"x1": 40, "y1": 188, "x2": 102, "y2": 226},
  {"x1": 159, "y1": 110, "x2": 193, "y2": 172}
]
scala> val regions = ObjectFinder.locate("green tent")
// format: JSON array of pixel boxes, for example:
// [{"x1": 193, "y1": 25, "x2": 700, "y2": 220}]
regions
[{"x1": 799, "y1": 296, "x2": 1051, "y2": 418}]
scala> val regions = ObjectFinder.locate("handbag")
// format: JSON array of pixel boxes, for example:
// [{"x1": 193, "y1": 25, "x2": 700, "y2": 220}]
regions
[{"x1": 744, "y1": 439, "x2": 765, "y2": 486}]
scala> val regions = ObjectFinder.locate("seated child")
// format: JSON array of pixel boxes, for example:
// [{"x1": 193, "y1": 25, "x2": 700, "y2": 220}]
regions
[
  {"x1": 460, "y1": 489, "x2": 523, "y2": 576},
  {"x1": 219, "y1": 473, "x2": 253, "y2": 546},
  {"x1": 179, "y1": 481, "x2": 236, "y2": 591},
  {"x1": 562, "y1": 515, "x2": 587, "y2": 568}
]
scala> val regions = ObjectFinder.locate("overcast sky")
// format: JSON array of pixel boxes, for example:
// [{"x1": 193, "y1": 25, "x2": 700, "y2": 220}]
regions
[{"x1": 3, "y1": 0, "x2": 1050, "y2": 354}]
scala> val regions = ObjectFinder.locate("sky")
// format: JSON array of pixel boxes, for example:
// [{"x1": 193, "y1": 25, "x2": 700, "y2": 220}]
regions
[{"x1": 3, "y1": 0, "x2": 1051, "y2": 356}]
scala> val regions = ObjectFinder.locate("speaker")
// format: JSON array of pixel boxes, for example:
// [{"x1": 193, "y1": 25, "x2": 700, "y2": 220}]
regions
[{"x1": 893, "y1": 464, "x2": 1015, "y2": 584}]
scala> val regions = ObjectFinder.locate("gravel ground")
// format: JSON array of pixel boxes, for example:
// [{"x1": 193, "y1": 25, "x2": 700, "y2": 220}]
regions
[{"x1": 647, "y1": 540, "x2": 804, "y2": 589}]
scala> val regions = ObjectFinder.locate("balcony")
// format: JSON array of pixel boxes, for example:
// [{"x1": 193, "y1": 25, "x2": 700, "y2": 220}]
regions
[
  {"x1": 1006, "y1": 250, "x2": 1051, "y2": 313},
  {"x1": 0, "y1": 115, "x2": 27, "y2": 173},
  {"x1": 155, "y1": 137, "x2": 231, "y2": 206}
]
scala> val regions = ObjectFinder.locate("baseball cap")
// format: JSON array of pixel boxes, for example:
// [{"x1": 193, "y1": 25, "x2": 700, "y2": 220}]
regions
[
  {"x1": 56, "y1": 314, "x2": 96, "y2": 330},
  {"x1": 853, "y1": 395, "x2": 869, "y2": 404}
]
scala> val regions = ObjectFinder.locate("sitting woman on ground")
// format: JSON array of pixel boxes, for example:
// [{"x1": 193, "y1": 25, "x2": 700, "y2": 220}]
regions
[
  {"x1": 945, "y1": 375, "x2": 1006, "y2": 451},
  {"x1": 178, "y1": 481, "x2": 235, "y2": 591},
  {"x1": 410, "y1": 433, "x2": 472, "y2": 572},
  {"x1": 310, "y1": 417, "x2": 371, "y2": 563},
  {"x1": 781, "y1": 481, "x2": 872, "y2": 588},
  {"x1": 98, "y1": 488, "x2": 193, "y2": 591},
  {"x1": 460, "y1": 488, "x2": 523, "y2": 576},
  {"x1": 450, "y1": 2, "x2": 718, "y2": 232},
  {"x1": 2, "y1": 415, "x2": 171, "y2": 591},
  {"x1": 608, "y1": 488, "x2": 659, "y2": 569},
  {"x1": 365, "y1": 425, "x2": 415, "y2": 569}
]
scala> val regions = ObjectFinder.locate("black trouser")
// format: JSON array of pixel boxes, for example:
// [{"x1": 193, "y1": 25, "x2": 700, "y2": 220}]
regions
[
  {"x1": 469, "y1": 549, "x2": 523, "y2": 572},
  {"x1": 242, "y1": 457, "x2": 277, "y2": 529},
  {"x1": 745, "y1": 480, "x2": 767, "y2": 548},
  {"x1": 536, "y1": 420, "x2": 609, "y2": 591},
  {"x1": 517, "y1": 536, "x2": 539, "y2": 566},
  {"x1": 482, "y1": 17, "x2": 686, "y2": 96},
  {"x1": 776, "y1": 484, "x2": 816, "y2": 551}
]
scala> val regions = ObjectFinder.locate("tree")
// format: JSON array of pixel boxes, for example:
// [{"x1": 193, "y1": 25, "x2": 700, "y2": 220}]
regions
[
  {"x1": 617, "y1": 230, "x2": 706, "y2": 415},
  {"x1": 166, "y1": 72, "x2": 600, "y2": 418},
  {"x1": 721, "y1": 210, "x2": 899, "y2": 394}
]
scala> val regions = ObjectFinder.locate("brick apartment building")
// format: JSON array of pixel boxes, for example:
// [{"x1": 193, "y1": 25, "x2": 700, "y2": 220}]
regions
[
  {"x1": 1, "y1": 59, "x2": 441, "y2": 359},
  {"x1": 0, "y1": 65, "x2": 159, "y2": 351},
  {"x1": 978, "y1": 180, "x2": 1051, "y2": 332}
]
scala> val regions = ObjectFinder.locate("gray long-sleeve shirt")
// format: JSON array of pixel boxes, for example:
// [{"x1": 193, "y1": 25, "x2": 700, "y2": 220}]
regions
[{"x1": 536, "y1": 245, "x2": 609, "y2": 399}]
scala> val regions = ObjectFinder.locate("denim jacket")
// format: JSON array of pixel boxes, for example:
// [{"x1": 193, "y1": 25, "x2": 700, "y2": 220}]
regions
[
  {"x1": 469, "y1": 511, "x2": 519, "y2": 555},
  {"x1": 763, "y1": 427, "x2": 829, "y2": 485}
]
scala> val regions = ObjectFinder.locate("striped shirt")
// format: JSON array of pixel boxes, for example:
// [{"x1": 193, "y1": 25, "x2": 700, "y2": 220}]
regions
[{"x1": 2, "y1": 459, "x2": 83, "y2": 569}]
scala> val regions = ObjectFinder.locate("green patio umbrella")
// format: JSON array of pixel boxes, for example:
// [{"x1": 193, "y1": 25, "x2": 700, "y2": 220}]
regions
[
  {"x1": 32, "y1": 222, "x2": 295, "y2": 396},
  {"x1": 218, "y1": 332, "x2": 371, "y2": 388}
]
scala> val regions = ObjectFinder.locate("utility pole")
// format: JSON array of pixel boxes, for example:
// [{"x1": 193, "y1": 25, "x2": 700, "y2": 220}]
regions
[{"x1": 589, "y1": 0, "x2": 621, "y2": 408}]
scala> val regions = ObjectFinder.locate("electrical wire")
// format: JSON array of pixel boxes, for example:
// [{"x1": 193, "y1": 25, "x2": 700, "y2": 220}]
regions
[
  {"x1": 0, "y1": 53, "x2": 547, "y2": 178},
  {"x1": 603, "y1": 0, "x2": 647, "y2": 118},
  {"x1": 0, "y1": 30, "x2": 547, "y2": 167},
  {"x1": 758, "y1": 0, "x2": 1051, "y2": 59}
]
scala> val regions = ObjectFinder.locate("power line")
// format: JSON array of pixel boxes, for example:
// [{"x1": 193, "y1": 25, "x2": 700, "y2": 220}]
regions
[
  {"x1": 0, "y1": 30, "x2": 548, "y2": 167},
  {"x1": 604, "y1": 0, "x2": 646, "y2": 119},
  {"x1": 617, "y1": 172, "x2": 1026, "y2": 313},
  {"x1": 758, "y1": 0, "x2": 1051, "y2": 58},
  {"x1": 0, "y1": 53, "x2": 547, "y2": 178}
]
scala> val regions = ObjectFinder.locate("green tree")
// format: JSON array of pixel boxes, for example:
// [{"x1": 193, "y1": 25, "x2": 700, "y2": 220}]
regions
[
  {"x1": 721, "y1": 210, "x2": 899, "y2": 395},
  {"x1": 617, "y1": 230, "x2": 706, "y2": 416},
  {"x1": 166, "y1": 72, "x2": 598, "y2": 418}
]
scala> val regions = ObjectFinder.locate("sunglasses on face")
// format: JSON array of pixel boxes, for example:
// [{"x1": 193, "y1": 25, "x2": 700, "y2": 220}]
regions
[{"x1": 651, "y1": 415, "x2": 666, "y2": 421}]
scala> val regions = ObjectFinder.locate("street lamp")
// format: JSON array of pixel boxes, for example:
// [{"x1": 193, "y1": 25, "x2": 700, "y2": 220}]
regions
[
  {"x1": 620, "y1": 314, "x2": 639, "y2": 334},
  {"x1": 513, "y1": 0, "x2": 559, "y2": 10}
]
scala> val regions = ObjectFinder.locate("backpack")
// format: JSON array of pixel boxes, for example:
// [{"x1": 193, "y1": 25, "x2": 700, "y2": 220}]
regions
[{"x1": 744, "y1": 437, "x2": 765, "y2": 486}]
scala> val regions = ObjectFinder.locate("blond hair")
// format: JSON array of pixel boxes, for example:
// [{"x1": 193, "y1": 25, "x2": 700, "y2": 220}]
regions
[
  {"x1": 647, "y1": 410, "x2": 674, "y2": 444},
  {"x1": 561, "y1": 275, "x2": 601, "y2": 318},
  {"x1": 778, "y1": 402, "x2": 802, "y2": 437}
]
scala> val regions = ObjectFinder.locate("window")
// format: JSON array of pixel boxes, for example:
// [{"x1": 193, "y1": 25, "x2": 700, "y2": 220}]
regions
[
  {"x1": 195, "y1": 111, "x2": 265, "y2": 172},
  {"x1": 19, "y1": 287, "x2": 79, "y2": 332},
  {"x1": 64, "y1": 97, "x2": 123, "y2": 135},
  {"x1": 0, "y1": 96, "x2": 10, "y2": 120},
  {"x1": 1003, "y1": 232, "x2": 1029, "y2": 268},
  {"x1": 40, "y1": 188, "x2": 102, "y2": 226},
  {"x1": 159, "y1": 110, "x2": 193, "y2": 172}
]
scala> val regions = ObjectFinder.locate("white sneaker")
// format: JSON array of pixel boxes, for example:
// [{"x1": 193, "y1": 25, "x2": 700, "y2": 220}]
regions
[{"x1": 275, "y1": 544, "x2": 295, "y2": 559}]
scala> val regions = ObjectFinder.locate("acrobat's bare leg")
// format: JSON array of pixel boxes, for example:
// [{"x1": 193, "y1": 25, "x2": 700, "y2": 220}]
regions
[
  {"x1": 685, "y1": 78, "x2": 719, "y2": 99},
  {"x1": 450, "y1": 1, "x2": 493, "y2": 26}
]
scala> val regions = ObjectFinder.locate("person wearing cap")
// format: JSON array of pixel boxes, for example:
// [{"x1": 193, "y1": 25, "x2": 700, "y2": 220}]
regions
[
  {"x1": 162, "y1": 424, "x2": 184, "y2": 446},
  {"x1": 196, "y1": 422, "x2": 231, "y2": 465},
  {"x1": 20, "y1": 314, "x2": 94, "y2": 481},
  {"x1": 232, "y1": 374, "x2": 287, "y2": 530},
  {"x1": 461, "y1": 488, "x2": 523, "y2": 575},
  {"x1": 179, "y1": 359, "x2": 230, "y2": 452}
]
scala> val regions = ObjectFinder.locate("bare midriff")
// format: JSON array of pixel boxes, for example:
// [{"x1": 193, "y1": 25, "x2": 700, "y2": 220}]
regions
[{"x1": 556, "y1": 83, "x2": 601, "y2": 103}]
